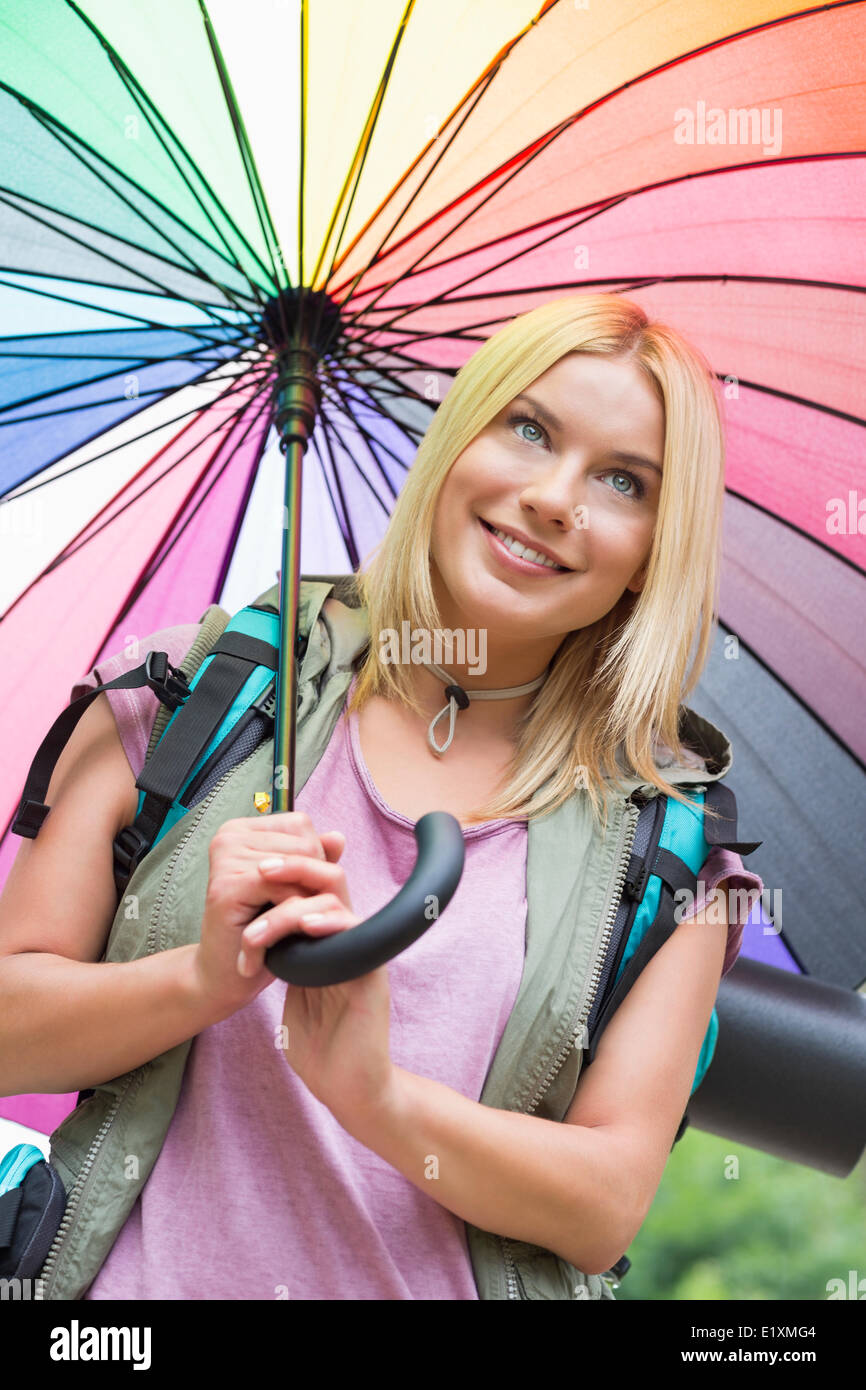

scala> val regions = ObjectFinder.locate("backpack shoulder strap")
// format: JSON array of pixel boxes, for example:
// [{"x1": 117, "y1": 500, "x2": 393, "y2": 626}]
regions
[
  {"x1": 11, "y1": 648, "x2": 194, "y2": 841},
  {"x1": 145, "y1": 602, "x2": 231, "y2": 762},
  {"x1": 113, "y1": 598, "x2": 283, "y2": 902},
  {"x1": 588, "y1": 780, "x2": 758, "y2": 1063}
]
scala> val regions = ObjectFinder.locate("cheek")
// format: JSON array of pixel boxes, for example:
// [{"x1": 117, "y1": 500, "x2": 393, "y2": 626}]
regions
[
  {"x1": 584, "y1": 510, "x2": 653, "y2": 577},
  {"x1": 431, "y1": 456, "x2": 492, "y2": 545}
]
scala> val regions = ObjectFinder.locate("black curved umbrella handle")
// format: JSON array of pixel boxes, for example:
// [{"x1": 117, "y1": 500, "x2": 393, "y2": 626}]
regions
[{"x1": 263, "y1": 811, "x2": 465, "y2": 986}]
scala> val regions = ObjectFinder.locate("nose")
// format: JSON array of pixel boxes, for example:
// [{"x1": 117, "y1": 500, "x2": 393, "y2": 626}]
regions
[{"x1": 518, "y1": 455, "x2": 588, "y2": 531}]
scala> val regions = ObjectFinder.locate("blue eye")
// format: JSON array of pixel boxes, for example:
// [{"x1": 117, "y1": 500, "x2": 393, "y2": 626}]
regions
[
  {"x1": 601, "y1": 471, "x2": 646, "y2": 500},
  {"x1": 507, "y1": 412, "x2": 548, "y2": 446}
]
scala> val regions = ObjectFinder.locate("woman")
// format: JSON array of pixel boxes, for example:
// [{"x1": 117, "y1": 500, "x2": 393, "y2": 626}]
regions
[{"x1": 0, "y1": 293, "x2": 761, "y2": 1299}]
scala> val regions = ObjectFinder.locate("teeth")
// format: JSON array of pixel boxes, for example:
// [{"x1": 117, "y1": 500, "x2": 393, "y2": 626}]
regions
[{"x1": 491, "y1": 525, "x2": 563, "y2": 570}]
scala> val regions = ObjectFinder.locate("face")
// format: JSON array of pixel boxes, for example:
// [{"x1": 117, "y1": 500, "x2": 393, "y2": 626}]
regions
[{"x1": 427, "y1": 351, "x2": 666, "y2": 678}]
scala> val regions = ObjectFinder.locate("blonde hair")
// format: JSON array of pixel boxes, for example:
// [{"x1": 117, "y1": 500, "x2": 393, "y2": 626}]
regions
[{"x1": 343, "y1": 292, "x2": 726, "y2": 831}]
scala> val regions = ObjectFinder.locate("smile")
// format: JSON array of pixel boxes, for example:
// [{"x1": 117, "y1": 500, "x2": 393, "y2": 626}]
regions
[{"x1": 478, "y1": 517, "x2": 570, "y2": 574}]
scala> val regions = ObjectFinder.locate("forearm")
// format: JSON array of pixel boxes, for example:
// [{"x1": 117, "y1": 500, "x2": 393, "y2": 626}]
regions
[
  {"x1": 337, "y1": 1065, "x2": 626, "y2": 1275},
  {"x1": 0, "y1": 945, "x2": 222, "y2": 1096}
]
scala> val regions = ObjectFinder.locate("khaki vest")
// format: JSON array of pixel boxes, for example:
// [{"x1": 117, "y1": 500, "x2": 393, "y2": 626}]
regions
[{"x1": 36, "y1": 577, "x2": 732, "y2": 1301}]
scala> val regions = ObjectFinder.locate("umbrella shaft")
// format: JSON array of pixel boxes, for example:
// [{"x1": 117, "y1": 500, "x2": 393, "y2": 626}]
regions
[
  {"x1": 271, "y1": 341, "x2": 321, "y2": 813},
  {"x1": 273, "y1": 437, "x2": 302, "y2": 811}
]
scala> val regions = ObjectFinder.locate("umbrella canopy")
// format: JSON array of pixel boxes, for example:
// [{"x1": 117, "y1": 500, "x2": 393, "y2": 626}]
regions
[{"x1": 1, "y1": 0, "x2": 864, "y2": 1146}]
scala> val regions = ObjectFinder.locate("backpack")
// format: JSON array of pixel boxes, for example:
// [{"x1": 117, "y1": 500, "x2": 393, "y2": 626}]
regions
[{"x1": 8, "y1": 577, "x2": 761, "y2": 1288}]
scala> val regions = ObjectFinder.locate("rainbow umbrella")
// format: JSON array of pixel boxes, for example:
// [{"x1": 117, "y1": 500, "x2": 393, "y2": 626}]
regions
[{"x1": 0, "y1": 1, "x2": 864, "y2": 1168}]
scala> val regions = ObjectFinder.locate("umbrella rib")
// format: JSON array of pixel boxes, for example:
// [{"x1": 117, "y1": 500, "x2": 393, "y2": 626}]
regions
[
  {"x1": 335, "y1": 332, "x2": 465, "y2": 399},
  {"x1": 323, "y1": 366, "x2": 433, "y2": 429},
  {"x1": 311, "y1": 395, "x2": 400, "y2": 525},
  {"x1": 0, "y1": 361, "x2": 272, "y2": 438},
  {"x1": 57, "y1": 390, "x2": 275, "y2": 664},
  {"x1": 333, "y1": 65, "x2": 599, "y2": 332},
  {"x1": 322, "y1": 369, "x2": 429, "y2": 456},
  {"x1": 339, "y1": 150, "x2": 866, "y2": 308},
  {"x1": 119, "y1": 390, "x2": 274, "y2": 606},
  {"x1": 0, "y1": 362, "x2": 272, "y2": 627},
  {"x1": 0, "y1": 348, "x2": 249, "y2": 367},
  {"x1": 0, "y1": 355, "x2": 273, "y2": 502},
  {"x1": 346, "y1": 269, "x2": 865, "y2": 369},
  {"x1": 304, "y1": 424, "x2": 362, "y2": 573},
  {"x1": 367, "y1": 269, "x2": 866, "y2": 309},
  {"x1": 0, "y1": 344, "x2": 263, "y2": 424},
  {"x1": 23, "y1": 367, "x2": 273, "y2": 578},
  {"x1": 340, "y1": 143, "x2": 866, "y2": 342},
  {"x1": 211, "y1": 396, "x2": 277, "y2": 603},
  {"x1": 324, "y1": 341, "x2": 433, "y2": 444},
  {"x1": 196, "y1": 0, "x2": 290, "y2": 351},
  {"x1": 309, "y1": 0, "x2": 415, "y2": 297},
  {"x1": 0, "y1": 259, "x2": 255, "y2": 352},
  {"x1": 0, "y1": 314, "x2": 254, "y2": 362},
  {"x1": 324, "y1": 0, "x2": 560, "y2": 314},
  {"x1": 330, "y1": 1, "x2": 862, "y2": 315},
  {"x1": 318, "y1": 367, "x2": 420, "y2": 511},
  {"x1": 715, "y1": 617, "x2": 866, "y2": 776},
  {"x1": 725, "y1": 483, "x2": 865, "y2": 580},
  {"x1": 61, "y1": 0, "x2": 279, "y2": 302},
  {"x1": 5, "y1": 92, "x2": 266, "y2": 327},
  {"x1": 717, "y1": 374, "x2": 865, "y2": 431},
  {"x1": 319, "y1": 369, "x2": 412, "y2": 503},
  {"x1": 326, "y1": 66, "x2": 504, "y2": 345},
  {"x1": 0, "y1": 181, "x2": 257, "y2": 340}
]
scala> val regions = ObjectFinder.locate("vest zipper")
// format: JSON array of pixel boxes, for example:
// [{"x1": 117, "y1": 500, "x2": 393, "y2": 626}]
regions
[
  {"x1": 36, "y1": 746, "x2": 262, "y2": 1300},
  {"x1": 499, "y1": 794, "x2": 641, "y2": 1299}
]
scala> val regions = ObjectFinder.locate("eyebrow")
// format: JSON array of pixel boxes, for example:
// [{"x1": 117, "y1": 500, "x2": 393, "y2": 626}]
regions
[{"x1": 512, "y1": 393, "x2": 663, "y2": 477}]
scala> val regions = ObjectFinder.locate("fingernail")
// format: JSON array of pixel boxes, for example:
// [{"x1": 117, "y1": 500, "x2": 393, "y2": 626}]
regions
[
  {"x1": 258, "y1": 856, "x2": 284, "y2": 871},
  {"x1": 237, "y1": 950, "x2": 248, "y2": 975},
  {"x1": 245, "y1": 919, "x2": 269, "y2": 943},
  {"x1": 300, "y1": 913, "x2": 325, "y2": 925}
]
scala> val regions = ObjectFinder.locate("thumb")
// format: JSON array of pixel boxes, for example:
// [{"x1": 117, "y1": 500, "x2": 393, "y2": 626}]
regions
[{"x1": 320, "y1": 829, "x2": 346, "y2": 861}]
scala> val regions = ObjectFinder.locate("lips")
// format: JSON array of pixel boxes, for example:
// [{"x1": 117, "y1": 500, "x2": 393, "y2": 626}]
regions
[{"x1": 479, "y1": 517, "x2": 569, "y2": 572}]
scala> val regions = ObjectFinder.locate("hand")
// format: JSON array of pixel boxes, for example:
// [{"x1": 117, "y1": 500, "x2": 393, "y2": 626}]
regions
[
  {"x1": 193, "y1": 810, "x2": 347, "y2": 1018},
  {"x1": 240, "y1": 854, "x2": 395, "y2": 1126}
]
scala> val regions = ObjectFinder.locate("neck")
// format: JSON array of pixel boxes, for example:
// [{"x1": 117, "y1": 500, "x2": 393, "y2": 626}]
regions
[{"x1": 399, "y1": 660, "x2": 547, "y2": 744}]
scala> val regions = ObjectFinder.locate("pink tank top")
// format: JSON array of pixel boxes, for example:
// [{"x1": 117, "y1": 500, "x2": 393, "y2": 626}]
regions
[{"x1": 72, "y1": 629, "x2": 759, "y2": 1299}]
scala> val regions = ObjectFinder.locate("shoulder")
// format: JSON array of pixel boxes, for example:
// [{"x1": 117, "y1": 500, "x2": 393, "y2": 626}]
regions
[{"x1": 69, "y1": 621, "x2": 202, "y2": 785}]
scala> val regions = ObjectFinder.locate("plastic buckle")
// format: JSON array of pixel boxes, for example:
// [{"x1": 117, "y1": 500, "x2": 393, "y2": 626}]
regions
[
  {"x1": 113, "y1": 824, "x2": 150, "y2": 883},
  {"x1": 11, "y1": 798, "x2": 51, "y2": 839},
  {"x1": 252, "y1": 677, "x2": 277, "y2": 725},
  {"x1": 623, "y1": 854, "x2": 651, "y2": 903},
  {"x1": 144, "y1": 651, "x2": 191, "y2": 712}
]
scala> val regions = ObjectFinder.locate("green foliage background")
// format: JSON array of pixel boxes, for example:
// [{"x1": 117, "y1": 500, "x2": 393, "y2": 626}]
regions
[{"x1": 614, "y1": 1128, "x2": 866, "y2": 1301}]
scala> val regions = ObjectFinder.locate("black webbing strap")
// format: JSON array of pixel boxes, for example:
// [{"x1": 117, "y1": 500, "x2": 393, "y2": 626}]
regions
[
  {"x1": 0, "y1": 1183, "x2": 23, "y2": 1250},
  {"x1": 703, "y1": 781, "x2": 762, "y2": 855},
  {"x1": 133, "y1": 631, "x2": 277, "y2": 803},
  {"x1": 586, "y1": 847, "x2": 699, "y2": 1066},
  {"x1": 112, "y1": 630, "x2": 279, "y2": 900},
  {"x1": 208, "y1": 629, "x2": 279, "y2": 672},
  {"x1": 11, "y1": 652, "x2": 191, "y2": 840}
]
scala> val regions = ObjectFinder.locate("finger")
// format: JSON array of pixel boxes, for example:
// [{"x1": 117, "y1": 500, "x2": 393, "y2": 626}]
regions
[
  {"x1": 234, "y1": 832, "x2": 327, "y2": 863},
  {"x1": 244, "y1": 811, "x2": 317, "y2": 834},
  {"x1": 249, "y1": 829, "x2": 344, "y2": 865},
  {"x1": 320, "y1": 830, "x2": 346, "y2": 863},
  {"x1": 238, "y1": 894, "x2": 352, "y2": 974},
  {"x1": 256, "y1": 854, "x2": 345, "y2": 890}
]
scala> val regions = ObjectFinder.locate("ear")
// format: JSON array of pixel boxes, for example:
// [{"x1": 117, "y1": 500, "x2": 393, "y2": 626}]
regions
[{"x1": 626, "y1": 561, "x2": 648, "y2": 595}]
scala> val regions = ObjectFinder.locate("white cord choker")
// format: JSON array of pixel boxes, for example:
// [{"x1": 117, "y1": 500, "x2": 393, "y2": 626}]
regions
[{"x1": 422, "y1": 661, "x2": 548, "y2": 755}]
